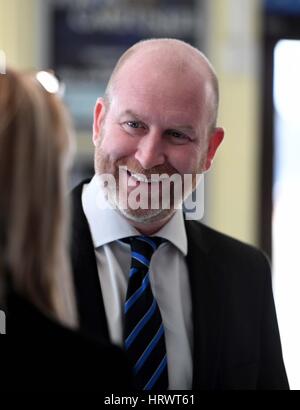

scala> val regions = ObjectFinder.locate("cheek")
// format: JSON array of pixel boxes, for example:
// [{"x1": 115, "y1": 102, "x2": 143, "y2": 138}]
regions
[
  {"x1": 100, "y1": 127, "x2": 136, "y2": 161},
  {"x1": 168, "y1": 146, "x2": 205, "y2": 175}
]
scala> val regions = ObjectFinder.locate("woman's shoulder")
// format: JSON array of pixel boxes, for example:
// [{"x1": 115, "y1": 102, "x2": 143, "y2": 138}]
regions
[{"x1": 1, "y1": 291, "x2": 132, "y2": 391}]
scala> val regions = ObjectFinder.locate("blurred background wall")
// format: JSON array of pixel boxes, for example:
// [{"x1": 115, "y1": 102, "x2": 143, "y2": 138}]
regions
[
  {"x1": 206, "y1": 0, "x2": 260, "y2": 246},
  {"x1": 0, "y1": 0, "x2": 39, "y2": 69},
  {"x1": 1, "y1": 0, "x2": 300, "y2": 389}
]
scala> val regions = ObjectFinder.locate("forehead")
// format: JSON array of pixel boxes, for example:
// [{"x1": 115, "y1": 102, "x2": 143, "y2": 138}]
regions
[{"x1": 109, "y1": 53, "x2": 211, "y2": 126}]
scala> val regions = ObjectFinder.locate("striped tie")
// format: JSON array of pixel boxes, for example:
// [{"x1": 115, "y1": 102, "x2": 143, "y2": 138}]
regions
[{"x1": 123, "y1": 236, "x2": 169, "y2": 391}]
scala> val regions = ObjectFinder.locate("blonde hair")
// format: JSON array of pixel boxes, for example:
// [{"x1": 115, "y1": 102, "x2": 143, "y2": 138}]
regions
[{"x1": 0, "y1": 69, "x2": 77, "y2": 328}]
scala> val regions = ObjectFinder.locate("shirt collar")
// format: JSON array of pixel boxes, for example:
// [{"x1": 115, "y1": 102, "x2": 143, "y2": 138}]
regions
[{"x1": 82, "y1": 174, "x2": 187, "y2": 256}]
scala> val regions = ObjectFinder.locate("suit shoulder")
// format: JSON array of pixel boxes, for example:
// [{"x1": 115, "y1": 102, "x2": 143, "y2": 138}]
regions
[
  {"x1": 70, "y1": 178, "x2": 92, "y2": 224},
  {"x1": 186, "y1": 220, "x2": 270, "y2": 269},
  {"x1": 70, "y1": 178, "x2": 91, "y2": 200}
]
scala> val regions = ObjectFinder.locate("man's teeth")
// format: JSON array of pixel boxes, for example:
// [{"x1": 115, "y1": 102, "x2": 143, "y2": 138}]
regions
[{"x1": 130, "y1": 173, "x2": 169, "y2": 183}]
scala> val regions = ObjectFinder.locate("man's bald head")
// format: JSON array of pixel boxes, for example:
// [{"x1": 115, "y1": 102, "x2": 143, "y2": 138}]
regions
[
  {"x1": 105, "y1": 38, "x2": 219, "y2": 131},
  {"x1": 93, "y1": 38, "x2": 225, "y2": 228}
]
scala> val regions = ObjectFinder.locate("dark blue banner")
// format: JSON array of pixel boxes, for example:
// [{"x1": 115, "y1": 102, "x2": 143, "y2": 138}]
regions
[{"x1": 265, "y1": 0, "x2": 300, "y2": 15}]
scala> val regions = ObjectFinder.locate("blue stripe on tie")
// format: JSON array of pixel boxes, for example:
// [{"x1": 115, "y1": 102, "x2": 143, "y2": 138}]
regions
[
  {"x1": 132, "y1": 251, "x2": 150, "y2": 267},
  {"x1": 125, "y1": 299, "x2": 157, "y2": 349},
  {"x1": 137, "y1": 236, "x2": 157, "y2": 251},
  {"x1": 129, "y1": 267, "x2": 138, "y2": 278},
  {"x1": 134, "y1": 324, "x2": 164, "y2": 374},
  {"x1": 125, "y1": 272, "x2": 150, "y2": 313},
  {"x1": 144, "y1": 355, "x2": 168, "y2": 390}
]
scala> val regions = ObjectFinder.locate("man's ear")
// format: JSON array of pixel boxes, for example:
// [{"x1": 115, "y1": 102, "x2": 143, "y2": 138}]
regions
[
  {"x1": 93, "y1": 97, "x2": 106, "y2": 146},
  {"x1": 203, "y1": 127, "x2": 224, "y2": 171}
]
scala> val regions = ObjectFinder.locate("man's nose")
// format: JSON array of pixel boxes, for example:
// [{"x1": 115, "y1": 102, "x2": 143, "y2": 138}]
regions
[{"x1": 134, "y1": 130, "x2": 165, "y2": 170}]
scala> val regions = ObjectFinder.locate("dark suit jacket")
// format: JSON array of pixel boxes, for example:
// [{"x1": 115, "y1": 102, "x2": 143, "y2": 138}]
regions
[
  {"x1": 0, "y1": 288, "x2": 132, "y2": 392},
  {"x1": 70, "y1": 180, "x2": 289, "y2": 390}
]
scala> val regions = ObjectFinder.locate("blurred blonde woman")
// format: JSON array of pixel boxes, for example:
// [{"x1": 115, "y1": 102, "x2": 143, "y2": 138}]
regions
[
  {"x1": 0, "y1": 68, "x2": 131, "y2": 392},
  {"x1": 0, "y1": 68, "x2": 76, "y2": 326}
]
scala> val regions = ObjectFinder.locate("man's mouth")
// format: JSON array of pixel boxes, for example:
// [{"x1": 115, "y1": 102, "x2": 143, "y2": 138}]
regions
[{"x1": 126, "y1": 170, "x2": 169, "y2": 184}]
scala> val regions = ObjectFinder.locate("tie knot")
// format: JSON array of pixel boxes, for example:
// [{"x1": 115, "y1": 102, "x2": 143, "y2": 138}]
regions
[{"x1": 124, "y1": 236, "x2": 164, "y2": 269}]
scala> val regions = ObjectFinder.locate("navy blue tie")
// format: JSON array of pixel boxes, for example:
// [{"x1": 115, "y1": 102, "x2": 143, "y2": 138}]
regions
[{"x1": 123, "y1": 236, "x2": 169, "y2": 391}]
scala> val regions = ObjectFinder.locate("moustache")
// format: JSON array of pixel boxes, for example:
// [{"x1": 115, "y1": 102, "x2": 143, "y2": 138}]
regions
[{"x1": 116, "y1": 159, "x2": 177, "y2": 179}]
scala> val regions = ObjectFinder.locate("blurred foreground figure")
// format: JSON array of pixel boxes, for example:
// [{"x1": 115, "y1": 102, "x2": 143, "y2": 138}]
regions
[{"x1": 0, "y1": 68, "x2": 132, "y2": 392}]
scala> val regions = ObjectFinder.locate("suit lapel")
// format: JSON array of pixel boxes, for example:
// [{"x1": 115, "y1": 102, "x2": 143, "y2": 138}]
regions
[
  {"x1": 71, "y1": 181, "x2": 110, "y2": 341},
  {"x1": 185, "y1": 221, "x2": 225, "y2": 390}
]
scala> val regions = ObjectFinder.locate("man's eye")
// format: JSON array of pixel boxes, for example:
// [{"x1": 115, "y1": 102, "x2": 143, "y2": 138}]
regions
[
  {"x1": 167, "y1": 130, "x2": 189, "y2": 141},
  {"x1": 169, "y1": 130, "x2": 183, "y2": 138},
  {"x1": 126, "y1": 121, "x2": 142, "y2": 129}
]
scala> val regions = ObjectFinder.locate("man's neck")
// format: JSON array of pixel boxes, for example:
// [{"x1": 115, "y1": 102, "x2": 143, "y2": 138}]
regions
[{"x1": 128, "y1": 212, "x2": 176, "y2": 235}]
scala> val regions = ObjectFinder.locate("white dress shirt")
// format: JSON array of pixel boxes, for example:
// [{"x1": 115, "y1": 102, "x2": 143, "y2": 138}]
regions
[{"x1": 82, "y1": 175, "x2": 193, "y2": 389}]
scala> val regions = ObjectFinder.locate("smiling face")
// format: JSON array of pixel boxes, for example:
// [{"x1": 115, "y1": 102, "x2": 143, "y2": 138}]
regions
[{"x1": 93, "y1": 42, "x2": 224, "y2": 231}]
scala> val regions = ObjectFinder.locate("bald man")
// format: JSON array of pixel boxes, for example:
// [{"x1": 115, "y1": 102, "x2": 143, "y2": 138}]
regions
[{"x1": 70, "y1": 39, "x2": 289, "y2": 390}]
